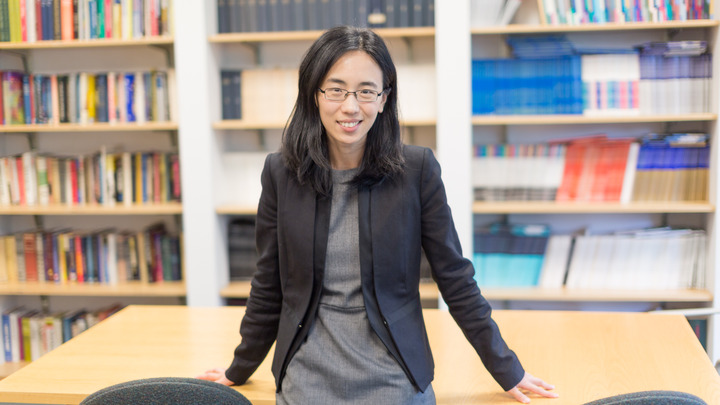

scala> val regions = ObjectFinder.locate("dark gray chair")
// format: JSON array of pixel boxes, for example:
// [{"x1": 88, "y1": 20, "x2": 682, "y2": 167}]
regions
[
  {"x1": 584, "y1": 390, "x2": 707, "y2": 405},
  {"x1": 79, "y1": 377, "x2": 252, "y2": 405}
]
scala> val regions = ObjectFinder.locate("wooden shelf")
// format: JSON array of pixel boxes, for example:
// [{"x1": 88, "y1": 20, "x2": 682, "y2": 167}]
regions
[
  {"x1": 216, "y1": 204, "x2": 258, "y2": 215},
  {"x1": 0, "y1": 203, "x2": 183, "y2": 215},
  {"x1": 220, "y1": 281, "x2": 441, "y2": 301},
  {"x1": 472, "y1": 201, "x2": 715, "y2": 214},
  {"x1": 221, "y1": 281, "x2": 712, "y2": 303},
  {"x1": 0, "y1": 281, "x2": 186, "y2": 297},
  {"x1": 471, "y1": 113, "x2": 717, "y2": 126},
  {"x1": 209, "y1": 27, "x2": 435, "y2": 43},
  {"x1": 213, "y1": 118, "x2": 435, "y2": 130},
  {"x1": 471, "y1": 19, "x2": 719, "y2": 35},
  {"x1": 0, "y1": 36, "x2": 174, "y2": 50},
  {"x1": 0, "y1": 362, "x2": 28, "y2": 380},
  {"x1": 0, "y1": 122, "x2": 179, "y2": 133},
  {"x1": 480, "y1": 287, "x2": 713, "y2": 302}
]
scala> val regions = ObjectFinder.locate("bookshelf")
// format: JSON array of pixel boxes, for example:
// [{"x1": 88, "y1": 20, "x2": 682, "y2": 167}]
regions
[
  {"x1": 462, "y1": 0, "x2": 720, "y2": 361},
  {"x1": 0, "y1": 5, "x2": 183, "y2": 318},
  {"x1": 173, "y1": 0, "x2": 720, "y2": 361}
]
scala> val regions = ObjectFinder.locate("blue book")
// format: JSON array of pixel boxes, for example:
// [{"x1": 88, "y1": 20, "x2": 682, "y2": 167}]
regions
[
  {"x1": 2, "y1": 312, "x2": 11, "y2": 362},
  {"x1": 22, "y1": 74, "x2": 31, "y2": 124},
  {"x1": 95, "y1": 74, "x2": 108, "y2": 123},
  {"x1": 125, "y1": 73, "x2": 136, "y2": 122}
]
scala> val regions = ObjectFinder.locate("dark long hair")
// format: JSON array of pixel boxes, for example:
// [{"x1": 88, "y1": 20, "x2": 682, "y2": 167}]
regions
[{"x1": 281, "y1": 26, "x2": 404, "y2": 196}]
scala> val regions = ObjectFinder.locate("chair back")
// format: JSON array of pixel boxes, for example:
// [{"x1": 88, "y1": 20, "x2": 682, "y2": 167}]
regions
[
  {"x1": 79, "y1": 377, "x2": 252, "y2": 405},
  {"x1": 584, "y1": 390, "x2": 707, "y2": 405}
]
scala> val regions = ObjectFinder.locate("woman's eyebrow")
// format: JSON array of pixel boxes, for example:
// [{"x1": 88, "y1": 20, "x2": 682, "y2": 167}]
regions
[{"x1": 324, "y1": 78, "x2": 379, "y2": 88}]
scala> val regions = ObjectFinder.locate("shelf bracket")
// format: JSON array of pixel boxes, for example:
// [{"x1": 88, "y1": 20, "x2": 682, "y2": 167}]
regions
[
  {"x1": 150, "y1": 44, "x2": 175, "y2": 69},
  {"x1": 40, "y1": 295, "x2": 50, "y2": 314},
  {"x1": 1, "y1": 50, "x2": 30, "y2": 72},
  {"x1": 169, "y1": 129, "x2": 179, "y2": 150},
  {"x1": 33, "y1": 215, "x2": 44, "y2": 230},
  {"x1": 258, "y1": 129, "x2": 267, "y2": 150}
]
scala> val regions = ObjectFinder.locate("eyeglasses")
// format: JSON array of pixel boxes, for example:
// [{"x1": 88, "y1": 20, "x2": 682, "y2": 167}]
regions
[{"x1": 317, "y1": 87, "x2": 388, "y2": 103}]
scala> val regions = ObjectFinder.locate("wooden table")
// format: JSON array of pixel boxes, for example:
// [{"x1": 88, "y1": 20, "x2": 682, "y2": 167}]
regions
[{"x1": 0, "y1": 305, "x2": 719, "y2": 404}]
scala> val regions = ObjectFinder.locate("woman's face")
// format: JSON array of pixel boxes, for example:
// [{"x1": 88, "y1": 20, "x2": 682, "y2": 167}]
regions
[{"x1": 316, "y1": 51, "x2": 387, "y2": 167}]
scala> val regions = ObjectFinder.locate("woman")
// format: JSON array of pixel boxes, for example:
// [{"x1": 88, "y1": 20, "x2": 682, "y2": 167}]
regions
[{"x1": 198, "y1": 26, "x2": 558, "y2": 404}]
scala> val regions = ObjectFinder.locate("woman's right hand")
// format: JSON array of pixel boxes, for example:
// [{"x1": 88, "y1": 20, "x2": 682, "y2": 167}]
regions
[{"x1": 196, "y1": 367, "x2": 236, "y2": 386}]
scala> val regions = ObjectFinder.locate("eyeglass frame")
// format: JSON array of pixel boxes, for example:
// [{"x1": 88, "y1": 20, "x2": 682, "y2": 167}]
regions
[{"x1": 317, "y1": 87, "x2": 390, "y2": 103}]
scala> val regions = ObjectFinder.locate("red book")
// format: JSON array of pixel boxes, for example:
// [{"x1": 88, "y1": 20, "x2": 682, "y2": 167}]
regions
[
  {"x1": 60, "y1": 0, "x2": 74, "y2": 40},
  {"x1": 22, "y1": 233, "x2": 38, "y2": 282},
  {"x1": 70, "y1": 158, "x2": 78, "y2": 205},
  {"x1": 15, "y1": 157, "x2": 26, "y2": 206},
  {"x1": 74, "y1": 235, "x2": 84, "y2": 282},
  {"x1": 35, "y1": 0, "x2": 42, "y2": 41},
  {"x1": 19, "y1": 0, "x2": 27, "y2": 42},
  {"x1": 555, "y1": 135, "x2": 607, "y2": 201},
  {"x1": 153, "y1": 153, "x2": 161, "y2": 203}
]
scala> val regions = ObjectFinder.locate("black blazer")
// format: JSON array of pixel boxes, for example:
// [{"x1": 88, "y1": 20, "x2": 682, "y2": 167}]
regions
[{"x1": 225, "y1": 145, "x2": 525, "y2": 392}]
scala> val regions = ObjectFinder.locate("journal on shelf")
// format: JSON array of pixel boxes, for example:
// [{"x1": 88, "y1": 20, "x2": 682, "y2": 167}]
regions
[{"x1": 216, "y1": 0, "x2": 435, "y2": 33}]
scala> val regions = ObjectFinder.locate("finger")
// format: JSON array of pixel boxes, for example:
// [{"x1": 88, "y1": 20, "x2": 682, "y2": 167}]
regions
[
  {"x1": 527, "y1": 376, "x2": 555, "y2": 390},
  {"x1": 519, "y1": 382, "x2": 559, "y2": 399},
  {"x1": 507, "y1": 387, "x2": 531, "y2": 404}
]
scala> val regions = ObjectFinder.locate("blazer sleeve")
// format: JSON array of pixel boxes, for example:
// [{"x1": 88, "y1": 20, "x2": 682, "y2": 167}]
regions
[
  {"x1": 418, "y1": 147, "x2": 525, "y2": 391},
  {"x1": 225, "y1": 153, "x2": 284, "y2": 384}
]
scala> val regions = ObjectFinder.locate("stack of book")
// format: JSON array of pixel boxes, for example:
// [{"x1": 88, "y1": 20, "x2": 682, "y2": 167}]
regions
[
  {"x1": 638, "y1": 41, "x2": 712, "y2": 115},
  {"x1": 0, "y1": 0, "x2": 172, "y2": 43},
  {"x1": 472, "y1": 56, "x2": 584, "y2": 115},
  {"x1": 0, "y1": 70, "x2": 175, "y2": 126},
  {"x1": 0, "y1": 223, "x2": 183, "y2": 285},
  {"x1": 1, "y1": 304, "x2": 123, "y2": 363},
  {"x1": 561, "y1": 228, "x2": 706, "y2": 290},
  {"x1": 472, "y1": 133, "x2": 709, "y2": 203},
  {"x1": 473, "y1": 226, "x2": 707, "y2": 290},
  {"x1": 473, "y1": 223, "x2": 550, "y2": 287},
  {"x1": 472, "y1": 143, "x2": 566, "y2": 201},
  {"x1": 0, "y1": 148, "x2": 182, "y2": 207}
]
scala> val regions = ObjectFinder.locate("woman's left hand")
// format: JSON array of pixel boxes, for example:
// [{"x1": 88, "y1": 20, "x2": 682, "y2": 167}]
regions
[{"x1": 506, "y1": 372, "x2": 558, "y2": 403}]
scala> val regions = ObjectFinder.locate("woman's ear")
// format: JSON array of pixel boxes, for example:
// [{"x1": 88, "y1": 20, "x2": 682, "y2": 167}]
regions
[{"x1": 378, "y1": 90, "x2": 388, "y2": 113}]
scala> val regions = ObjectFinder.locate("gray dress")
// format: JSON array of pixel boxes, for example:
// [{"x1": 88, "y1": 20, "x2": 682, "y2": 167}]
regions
[{"x1": 277, "y1": 168, "x2": 435, "y2": 405}]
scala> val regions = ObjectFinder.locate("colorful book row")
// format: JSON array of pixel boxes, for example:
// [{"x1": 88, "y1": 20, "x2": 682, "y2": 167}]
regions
[
  {"x1": 472, "y1": 133, "x2": 709, "y2": 203},
  {"x1": 0, "y1": 70, "x2": 175, "y2": 126},
  {"x1": 1, "y1": 304, "x2": 122, "y2": 363},
  {"x1": 538, "y1": 0, "x2": 713, "y2": 25},
  {"x1": 216, "y1": 0, "x2": 435, "y2": 34},
  {"x1": 0, "y1": 0, "x2": 172, "y2": 43},
  {"x1": 0, "y1": 149, "x2": 181, "y2": 207},
  {"x1": 0, "y1": 224, "x2": 183, "y2": 285}
]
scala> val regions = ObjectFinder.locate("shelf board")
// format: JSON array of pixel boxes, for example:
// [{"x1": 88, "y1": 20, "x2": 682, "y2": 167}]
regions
[
  {"x1": 0, "y1": 36, "x2": 174, "y2": 50},
  {"x1": 216, "y1": 204, "x2": 258, "y2": 215},
  {"x1": 0, "y1": 122, "x2": 179, "y2": 133},
  {"x1": 472, "y1": 201, "x2": 715, "y2": 214},
  {"x1": 213, "y1": 118, "x2": 435, "y2": 130},
  {"x1": 0, "y1": 362, "x2": 28, "y2": 380},
  {"x1": 209, "y1": 27, "x2": 435, "y2": 43},
  {"x1": 220, "y1": 281, "x2": 441, "y2": 301},
  {"x1": 0, "y1": 281, "x2": 186, "y2": 297},
  {"x1": 471, "y1": 113, "x2": 717, "y2": 126},
  {"x1": 0, "y1": 203, "x2": 183, "y2": 215},
  {"x1": 480, "y1": 288, "x2": 713, "y2": 302},
  {"x1": 220, "y1": 281, "x2": 711, "y2": 303},
  {"x1": 471, "y1": 19, "x2": 720, "y2": 35}
]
